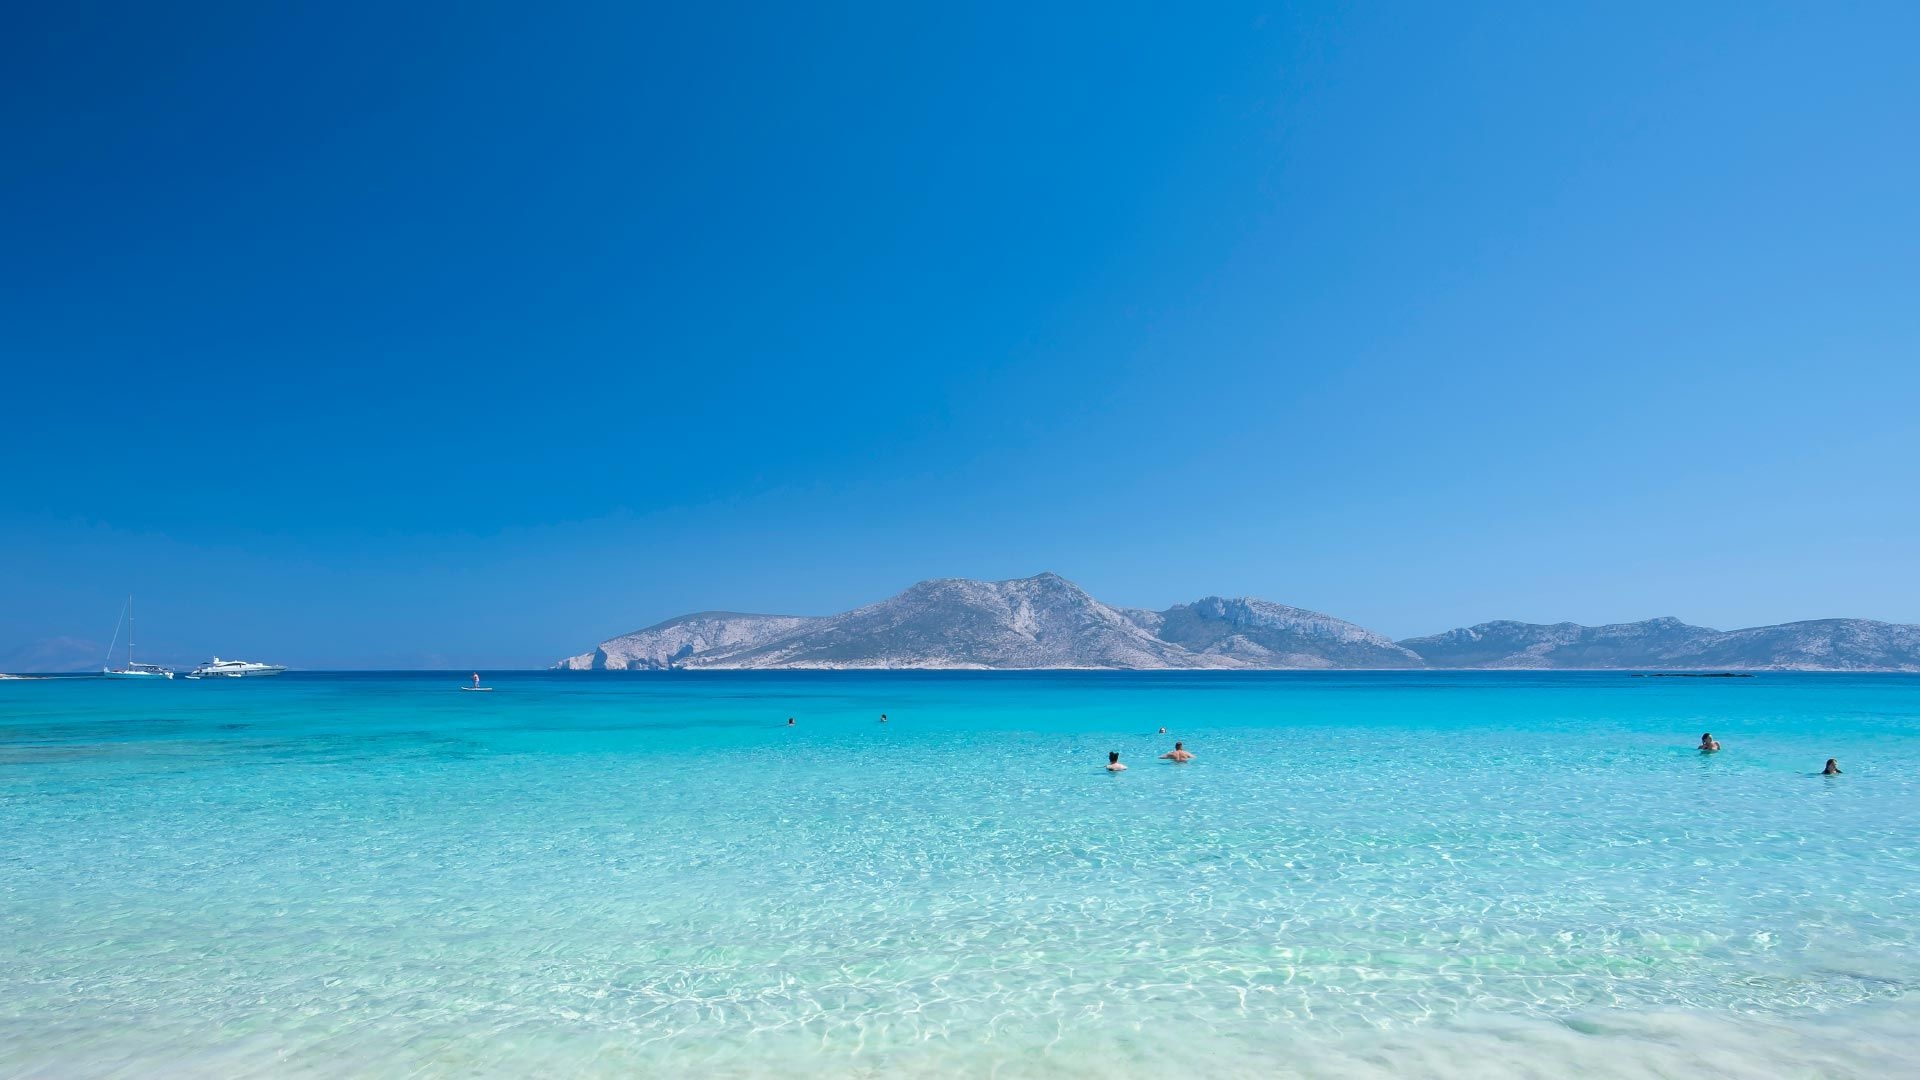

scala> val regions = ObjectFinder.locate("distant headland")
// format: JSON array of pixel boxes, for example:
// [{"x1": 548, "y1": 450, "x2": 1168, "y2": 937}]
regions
[{"x1": 555, "y1": 573, "x2": 1920, "y2": 672}]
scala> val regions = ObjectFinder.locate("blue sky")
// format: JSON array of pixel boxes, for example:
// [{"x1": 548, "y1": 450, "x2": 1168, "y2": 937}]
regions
[{"x1": 4, "y1": 2, "x2": 1917, "y2": 668}]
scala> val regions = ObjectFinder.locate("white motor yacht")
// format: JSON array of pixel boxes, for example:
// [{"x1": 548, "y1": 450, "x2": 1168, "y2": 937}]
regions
[
  {"x1": 103, "y1": 596, "x2": 174, "y2": 679},
  {"x1": 186, "y1": 657, "x2": 288, "y2": 679}
]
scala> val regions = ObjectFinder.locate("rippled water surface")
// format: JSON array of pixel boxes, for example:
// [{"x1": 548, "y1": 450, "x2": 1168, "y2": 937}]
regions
[{"x1": 3, "y1": 671, "x2": 1917, "y2": 1077}]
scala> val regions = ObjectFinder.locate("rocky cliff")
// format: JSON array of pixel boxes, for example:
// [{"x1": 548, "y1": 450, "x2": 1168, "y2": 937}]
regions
[{"x1": 553, "y1": 612, "x2": 819, "y2": 670}]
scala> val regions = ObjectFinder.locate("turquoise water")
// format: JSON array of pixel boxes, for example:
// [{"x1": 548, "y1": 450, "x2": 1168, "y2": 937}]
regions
[{"x1": 3, "y1": 671, "x2": 1918, "y2": 1077}]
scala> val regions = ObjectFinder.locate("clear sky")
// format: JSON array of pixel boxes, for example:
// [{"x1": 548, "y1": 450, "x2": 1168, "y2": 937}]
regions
[{"x1": 4, "y1": 2, "x2": 1917, "y2": 669}]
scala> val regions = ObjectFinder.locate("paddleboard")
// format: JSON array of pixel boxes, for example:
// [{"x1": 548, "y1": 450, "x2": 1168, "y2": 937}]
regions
[{"x1": 461, "y1": 686, "x2": 493, "y2": 692}]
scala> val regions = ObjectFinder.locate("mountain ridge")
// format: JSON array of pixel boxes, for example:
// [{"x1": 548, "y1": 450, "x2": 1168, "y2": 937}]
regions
[
  {"x1": 555, "y1": 574, "x2": 1920, "y2": 671},
  {"x1": 1395, "y1": 616, "x2": 1920, "y2": 671},
  {"x1": 690, "y1": 573, "x2": 1212, "y2": 670}
]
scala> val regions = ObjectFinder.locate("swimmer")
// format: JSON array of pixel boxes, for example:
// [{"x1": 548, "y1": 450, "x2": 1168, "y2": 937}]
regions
[
  {"x1": 786, "y1": 717, "x2": 795, "y2": 727},
  {"x1": 1699, "y1": 733, "x2": 1720, "y2": 752},
  {"x1": 1106, "y1": 751, "x2": 1127, "y2": 772},
  {"x1": 1823, "y1": 758, "x2": 1842, "y2": 775},
  {"x1": 880, "y1": 713, "x2": 888, "y2": 723},
  {"x1": 1161, "y1": 741, "x2": 1194, "y2": 763},
  {"x1": 1158, "y1": 726, "x2": 1167, "y2": 734}
]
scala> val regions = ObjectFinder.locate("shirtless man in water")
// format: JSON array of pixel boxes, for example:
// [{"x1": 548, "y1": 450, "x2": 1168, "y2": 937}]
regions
[
  {"x1": 1699, "y1": 733, "x2": 1720, "y2": 752},
  {"x1": 1161, "y1": 741, "x2": 1194, "y2": 763},
  {"x1": 1106, "y1": 752, "x2": 1127, "y2": 772}
]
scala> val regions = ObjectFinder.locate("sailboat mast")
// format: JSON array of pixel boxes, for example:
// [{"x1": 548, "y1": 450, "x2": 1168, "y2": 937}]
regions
[
  {"x1": 103, "y1": 596, "x2": 129, "y2": 671},
  {"x1": 128, "y1": 595, "x2": 134, "y2": 666}
]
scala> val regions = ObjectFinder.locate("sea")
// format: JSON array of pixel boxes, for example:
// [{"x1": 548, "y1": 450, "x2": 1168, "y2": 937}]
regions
[{"x1": 3, "y1": 670, "x2": 1917, "y2": 1078}]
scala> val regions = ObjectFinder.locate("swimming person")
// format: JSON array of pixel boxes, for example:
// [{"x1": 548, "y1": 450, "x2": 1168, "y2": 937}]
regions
[
  {"x1": 1158, "y1": 726, "x2": 1167, "y2": 734},
  {"x1": 1824, "y1": 758, "x2": 1842, "y2": 775},
  {"x1": 880, "y1": 713, "x2": 888, "y2": 723},
  {"x1": 787, "y1": 717, "x2": 795, "y2": 727},
  {"x1": 1161, "y1": 741, "x2": 1194, "y2": 763},
  {"x1": 1106, "y1": 752, "x2": 1127, "y2": 772},
  {"x1": 1699, "y1": 733, "x2": 1720, "y2": 752}
]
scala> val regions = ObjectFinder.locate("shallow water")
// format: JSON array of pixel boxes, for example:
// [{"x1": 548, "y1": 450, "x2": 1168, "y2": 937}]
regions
[{"x1": 3, "y1": 671, "x2": 1917, "y2": 1077}]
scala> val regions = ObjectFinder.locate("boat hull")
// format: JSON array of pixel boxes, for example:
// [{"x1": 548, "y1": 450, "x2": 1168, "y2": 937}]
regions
[{"x1": 104, "y1": 669, "x2": 173, "y2": 680}]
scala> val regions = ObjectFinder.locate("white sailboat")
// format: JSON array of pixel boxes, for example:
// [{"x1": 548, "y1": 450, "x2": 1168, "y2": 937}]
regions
[{"x1": 103, "y1": 596, "x2": 174, "y2": 679}]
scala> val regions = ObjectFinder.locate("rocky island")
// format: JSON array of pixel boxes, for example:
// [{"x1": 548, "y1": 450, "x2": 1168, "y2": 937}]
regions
[{"x1": 556, "y1": 573, "x2": 1920, "y2": 672}]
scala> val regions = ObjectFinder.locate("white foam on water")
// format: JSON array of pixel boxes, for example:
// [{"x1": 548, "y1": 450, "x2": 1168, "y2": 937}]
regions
[{"x1": 6, "y1": 999, "x2": 1916, "y2": 1078}]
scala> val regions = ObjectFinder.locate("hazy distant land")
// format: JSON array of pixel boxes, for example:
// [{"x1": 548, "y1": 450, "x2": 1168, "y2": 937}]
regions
[{"x1": 557, "y1": 573, "x2": 1920, "y2": 672}]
